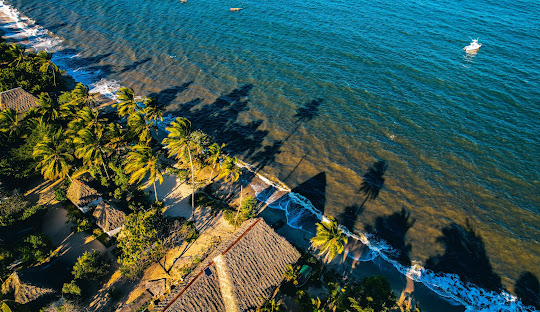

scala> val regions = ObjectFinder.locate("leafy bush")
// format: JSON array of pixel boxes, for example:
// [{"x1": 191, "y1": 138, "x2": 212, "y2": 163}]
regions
[
  {"x1": 75, "y1": 218, "x2": 92, "y2": 233},
  {"x1": 62, "y1": 280, "x2": 81, "y2": 296},
  {"x1": 16, "y1": 233, "x2": 52, "y2": 263},
  {"x1": 179, "y1": 221, "x2": 199, "y2": 243},
  {"x1": 194, "y1": 192, "x2": 227, "y2": 212},
  {"x1": 20, "y1": 205, "x2": 45, "y2": 221},
  {"x1": 54, "y1": 188, "x2": 67, "y2": 202},
  {"x1": 224, "y1": 196, "x2": 257, "y2": 226},
  {"x1": 72, "y1": 250, "x2": 110, "y2": 281}
]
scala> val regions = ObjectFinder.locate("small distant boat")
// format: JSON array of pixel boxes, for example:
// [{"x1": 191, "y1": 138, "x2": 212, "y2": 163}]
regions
[
  {"x1": 230, "y1": 7, "x2": 242, "y2": 11},
  {"x1": 463, "y1": 38, "x2": 482, "y2": 53}
]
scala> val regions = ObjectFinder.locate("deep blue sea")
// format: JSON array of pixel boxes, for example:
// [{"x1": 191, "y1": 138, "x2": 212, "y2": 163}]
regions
[{"x1": 1, "y1": 0, "x2": 539, "y2": 310}]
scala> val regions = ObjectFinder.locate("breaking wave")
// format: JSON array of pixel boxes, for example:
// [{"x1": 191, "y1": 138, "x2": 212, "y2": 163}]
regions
[
  {"x1": 245, "y1": 165, "x2": 538, "y2": 312},
  {"x1": 2, "y1": 2, "x2": 538, "y2": 311},
  {"x1": 0, "y1": 0, "x2": 120, "y2": 99}
]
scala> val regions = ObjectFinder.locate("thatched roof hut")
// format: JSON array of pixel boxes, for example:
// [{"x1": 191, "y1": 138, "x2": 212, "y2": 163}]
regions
[
  {"x1": 158, "y1": 218, "x2": 300, "y2": 312},
  {"x1": 0, "y1": 261, "x2": 69, "y2": 307},
  {"x1": 0, "y1": 87, "x2": 38, "y2": 114},
  {"x1": 66, "y1": 179, "x2": 101, "y2": 213},
  {"x1": 93, "y1": 201, "x2": 127, "y2": 236}
]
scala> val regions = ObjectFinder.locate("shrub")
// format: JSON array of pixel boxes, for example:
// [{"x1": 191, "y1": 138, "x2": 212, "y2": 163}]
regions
[
  {"x1": 16, "y1": 233, "x2": 52, "y2": 263},
  {"x1": 75, "y1": 218, "x2": 92, "y2": 232},
  {"x1": 224, "y1": 196, "x2": 258, "y2": 226},
  {"x1": 20, "y1": 204, "x2": 45, "y2": 221},
  {"x1": 72, "y1": 250, "x2": 110, "y2": 281},
  {"x1": 54, "y1": 188, "x2": 67, "y2": 202},
  {"x1": 62, "y1": 280, "x2": 81, "y2": 296}
]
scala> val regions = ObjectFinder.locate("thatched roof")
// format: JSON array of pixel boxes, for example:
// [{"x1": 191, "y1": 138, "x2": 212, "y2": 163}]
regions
[
  {"x1": 66, "y1": 179, "x2": 100, "y2": 208},
  {"x1": 0, "y1": 87, "x2": 38, "y2": 113},
  {"x1": 159, "y1": 218, "x2": 300, "y2": 312},
  {"x1": 0, "y1": 261, "x2": 68, "y2": 306},
  {"x1": 93, "y1": 201, "x2": 127, "y2": 233}
]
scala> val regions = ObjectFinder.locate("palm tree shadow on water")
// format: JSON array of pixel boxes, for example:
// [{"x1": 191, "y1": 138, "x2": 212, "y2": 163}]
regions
[
  {"x1": 166, "y1": 84, "x2": 270, "y2": 159},
  {"x1": 425, "y1": 220, "x2": 503, "y2": 293},
  {"x1": 365, "y1": 207, "x2": 415, "y2": 266},
  {"x1": 359, "y1": 160, "x2": 387, "y2": 210},
  {"x1": 515, "y1": 272, "x2": 540, "y2": 309},
  {"x1": 250, "y1": 98, "x2": 323, "y2": 173}
]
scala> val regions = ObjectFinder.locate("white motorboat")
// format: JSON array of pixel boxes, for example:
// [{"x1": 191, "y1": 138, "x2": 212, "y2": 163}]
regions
[{"x1": 463, "y1": 39, "x2": 482, "y2": 52}]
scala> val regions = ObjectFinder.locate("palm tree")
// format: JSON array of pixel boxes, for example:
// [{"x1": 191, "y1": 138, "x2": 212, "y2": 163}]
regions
[
  {"x1": 8, "y1": 44, "x2": 25, "y2": 66},
  {"x1": 142, "y1": 97, "x2": 164, "y2": 124},
  {"x1": 127, "y1": 112, "x2": 152, "y2": 144},
  {"x1": 283, "y1": 264, "x2": 300, "y2": 286},
  {"x1": 257, "y1": 297, "x2": 283, "y2": 312},
  {"x1": 0, "y1": 108, "x2": 20, "y2": 138},
  {"x1": 73, "y1": 128, "x2": 111, "y2": 179},
  {"x1": 35, "y1": 93, "x2": 62, "y2": 123},
  {"x1": 125, "y1": 145, "x2": 163, "y2": 202},
  {"x1": 349, "y1": 298, "x2": 373, "y2": 312},
  {"x1": 66, "y1": 106, "x2": 106, "y2": 140},
  {"x1": 33, "y1": 129, "x2": 73, "y2": 181},
  {"x1": 217, "y1": 156, "x2": 240, "y2": 183},
  {"x1": 71, "y1": 83, "x2": 97, "y2": 108},
  {"x1": 310, "y1": 216, "x2": 348, "y2": 263},
  {"x1": 113, "y1": 87, "x2": 138, "y2": 118},
  {"x1": 37, "y1": 51, "x2": 59, "y2": 86},
  {"x1": 104, "y1": 122, "x2": 126, "y2": 153},
  {"x1": 163, "y1": 117, "x2": 199, "y2": 208},
  {"x1": 206, "y1": 142, "x2": 225, "y2": 182}
]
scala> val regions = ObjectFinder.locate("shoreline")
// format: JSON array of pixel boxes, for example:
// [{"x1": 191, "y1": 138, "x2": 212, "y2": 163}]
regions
[{"x1": 0, "y1": 1, "x2": 537, "y2": 311}]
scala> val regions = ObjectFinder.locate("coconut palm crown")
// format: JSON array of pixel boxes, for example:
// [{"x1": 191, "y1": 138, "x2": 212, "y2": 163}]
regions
[
  {"x1": 310, "y1": 216, "x2": 348, "y2": 263},
  {"x1": 33, "y1": 129, "x2": 73, "y2": 181}
]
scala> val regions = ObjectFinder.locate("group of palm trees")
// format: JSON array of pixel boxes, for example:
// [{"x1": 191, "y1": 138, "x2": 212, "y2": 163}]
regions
[{"x1": 7, "y1": 82, "x2": 240, "y2": 209}]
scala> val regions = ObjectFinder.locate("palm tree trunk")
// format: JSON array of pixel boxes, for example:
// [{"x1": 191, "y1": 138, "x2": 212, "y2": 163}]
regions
[
  {"x1": 234, "y1": 186, "x2": 243, "y2": 230},
  {"x1": 101, "y1": 161, "x2": 111, "y2": 180},
  {"x1": 153, "y1": 181, "x2": 158, "y2": 202},
  {"x1": 187, "y1": 148, "x2": 195, "y2": 209},
  {"x1": 208, "y1": 164, "x2": 216, "y2": 183},
  {"x1": 52, "y1": 69, "x2": 56, "y2": 86}
]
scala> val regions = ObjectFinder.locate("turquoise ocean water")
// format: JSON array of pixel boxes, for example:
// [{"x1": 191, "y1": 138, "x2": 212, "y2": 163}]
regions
[{"x1": 1, "y1": 0, "x2": 539, "y2": 310}]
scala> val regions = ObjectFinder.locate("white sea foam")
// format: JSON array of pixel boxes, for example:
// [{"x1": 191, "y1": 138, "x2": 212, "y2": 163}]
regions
[
  {"x1": 89, "y1": 79, "x2": 121, "y2": 99},
  {"x1": 247, "y1": 166, "x2": 538, "y2": 312},
  {"x1": 1, "y1": 1, "x2": 537, "y2": 310},
  {"x1": 0, "y1": 0, "x2": 115, "y2": 99}
]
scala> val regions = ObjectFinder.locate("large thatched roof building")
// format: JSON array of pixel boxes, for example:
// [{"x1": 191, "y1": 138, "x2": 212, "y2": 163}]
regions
[
  {"x1": 157, "y1": 218, "x2": 300, "y2": 312},
  {"x1": 93, "y1": 201, "x2": 127, "y2": 236},
  {"x1": 66, "y1": 179, "x2": 102, "y2": 213},
  {"x1": 0, "y1": 87, "x2": 38, "y2": 114}
]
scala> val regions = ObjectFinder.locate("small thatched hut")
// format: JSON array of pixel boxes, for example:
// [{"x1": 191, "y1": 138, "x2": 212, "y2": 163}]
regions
[
  {"x1": 66, "y1": 179, "x2": 102, "y2": 213},
  {"x1": 157, "y1": 218, "x2": 300, "y2": 312},
  {"x1": 93, "y1": 201, "x2": 127, "y2": 236},
  {"x1": 1, "y1": 261, "x2": 69, "y2": 308},
  {"x1": 0, "y1": 87, "x2": 38, "y2": 114}
]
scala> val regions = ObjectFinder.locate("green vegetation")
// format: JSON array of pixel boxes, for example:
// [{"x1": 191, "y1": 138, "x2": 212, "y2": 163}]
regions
[
  {"x1": 16, "y1": 233, "x2": 53, "y2": 263},
  {"x1": 310, "y1": 217, "x2": 348, "y2": 263},
  {"x1": 116, "y1": 209, "x2": 163, "y2": 277},
  {"x1": 0, "y1": 43, "x2": 64, "y2": 93},
  {"x1": 224, "y1": 196, "x2": 257, "y2": 226},
  {"x1": 62, "y1": 280, "x2": 81, "y2": 297},
  {"x1": 72, "y1": 250, "x2": 110, "y2": 280}
]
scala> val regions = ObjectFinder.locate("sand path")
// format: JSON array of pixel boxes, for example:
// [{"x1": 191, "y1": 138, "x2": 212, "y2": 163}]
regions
[{"x1": 24, "y1": 179, "x2": 106, "y2": 266}]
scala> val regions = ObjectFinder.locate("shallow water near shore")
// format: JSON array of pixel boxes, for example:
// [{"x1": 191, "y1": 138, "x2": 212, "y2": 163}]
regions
[{"x1": 1, "y1": 0, "x2": 539, "y2": 310}]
